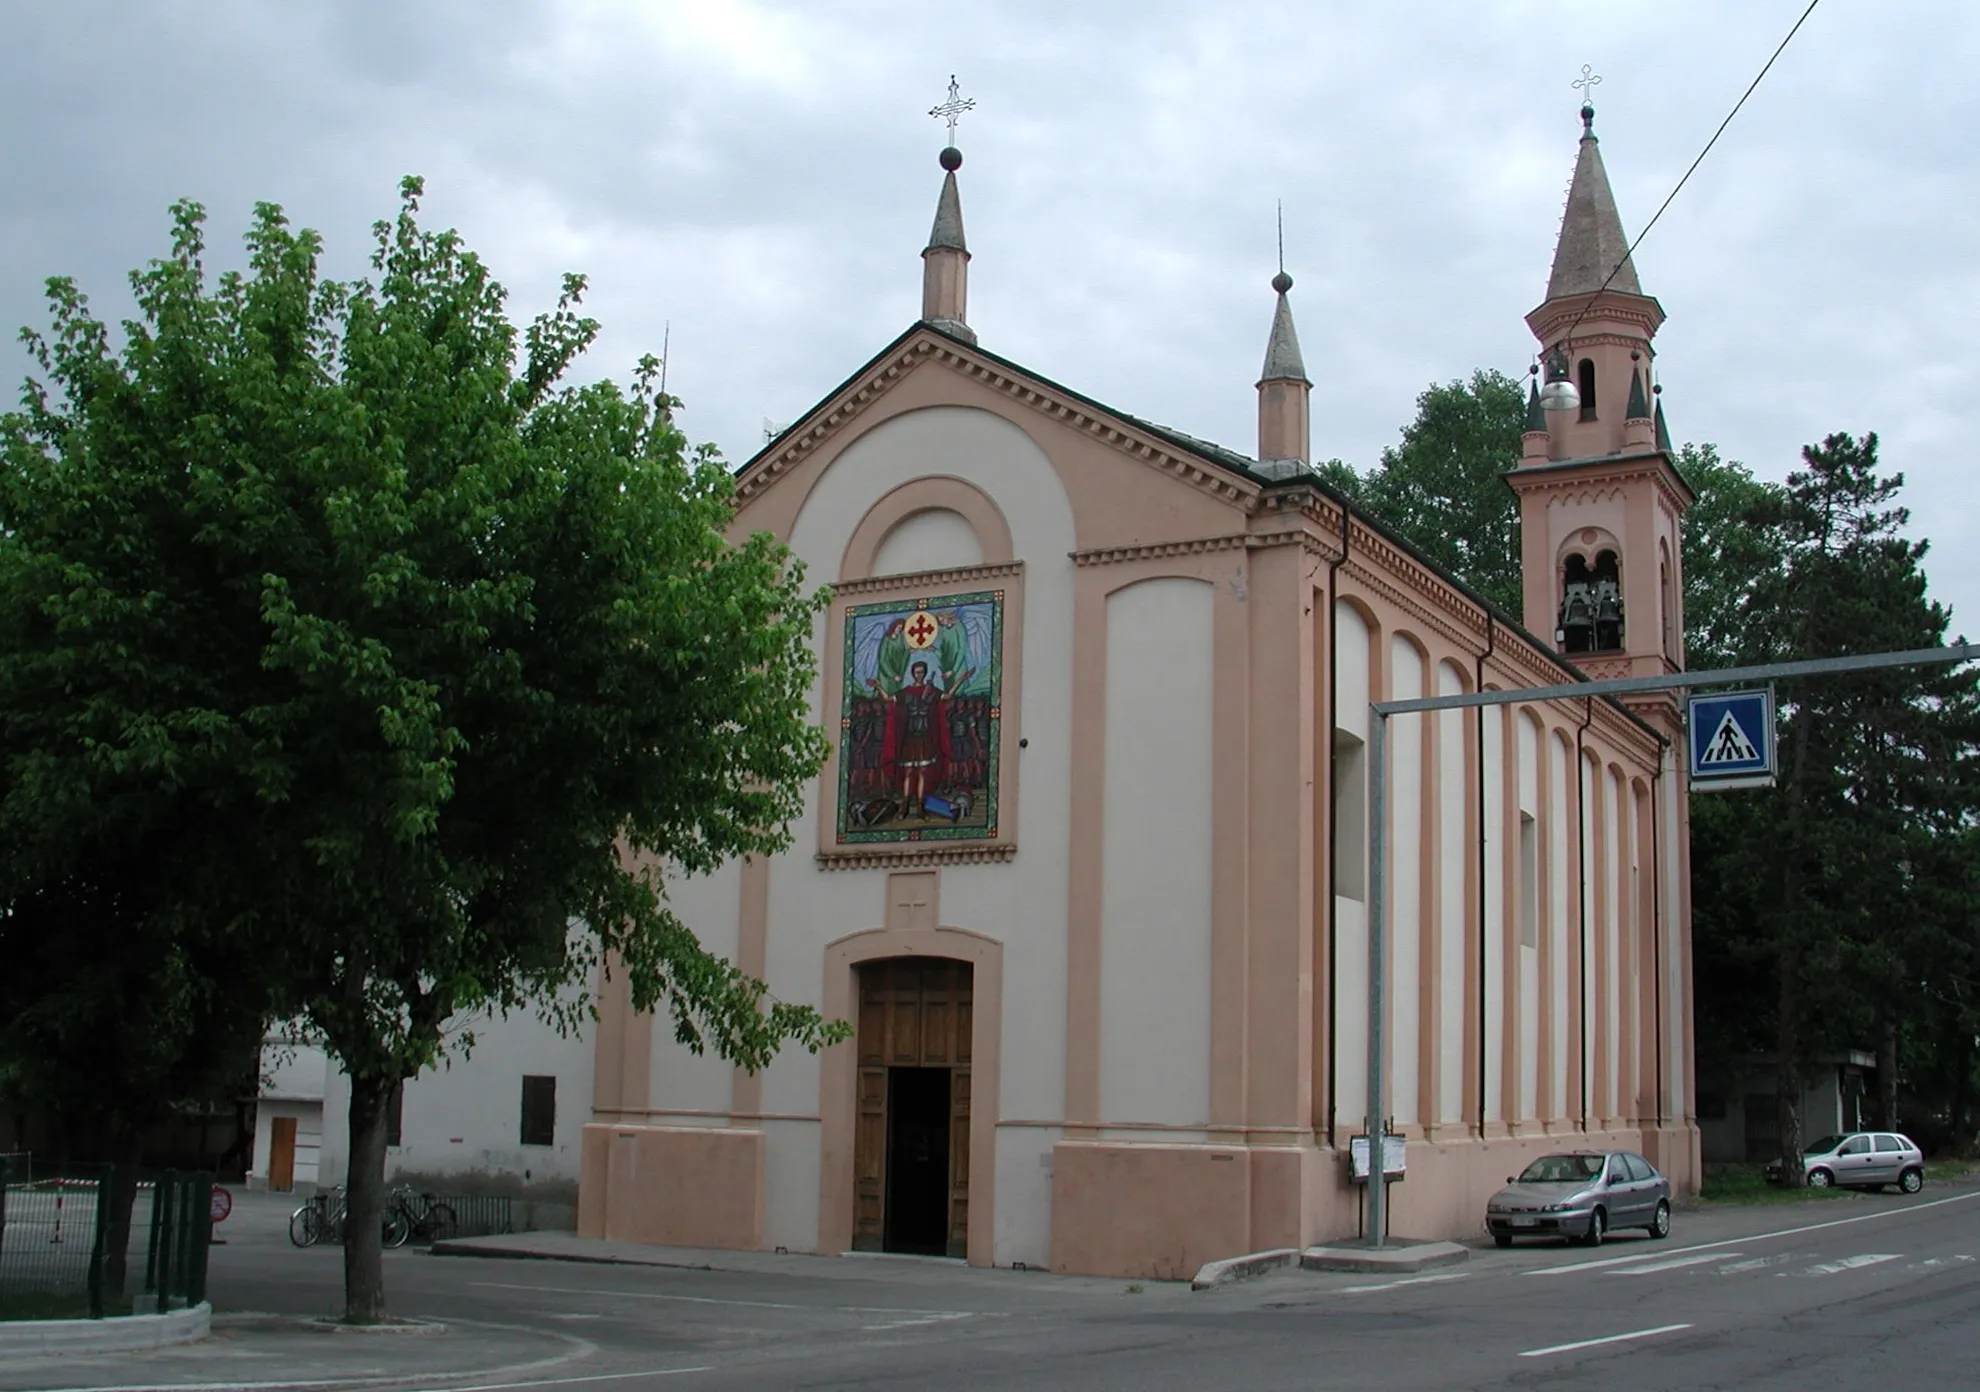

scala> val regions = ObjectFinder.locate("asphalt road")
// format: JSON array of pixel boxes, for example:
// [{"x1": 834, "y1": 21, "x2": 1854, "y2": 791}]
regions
[{"x1": 15, "y1": 1178, "x2": 1980, "y2": 1391}]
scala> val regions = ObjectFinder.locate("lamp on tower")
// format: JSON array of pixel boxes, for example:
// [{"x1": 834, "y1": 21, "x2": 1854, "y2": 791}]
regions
[{"x1": 1537, "y1": 343, "x2": 1580, "y2": 413}]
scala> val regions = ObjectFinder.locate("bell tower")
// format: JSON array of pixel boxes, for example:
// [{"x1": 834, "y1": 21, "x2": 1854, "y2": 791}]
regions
[{"x1": 1506, "y1": 95, "x2": 1694, "y2": 716}]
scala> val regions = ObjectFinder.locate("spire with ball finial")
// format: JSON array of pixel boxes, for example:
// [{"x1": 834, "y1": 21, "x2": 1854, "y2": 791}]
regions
[
  {"x1": 921, "y1": 77, "x2": 975, "y2": 342},
  {"x1": 1256, "y1": 201, "x2": 1311, "y2": 476}
]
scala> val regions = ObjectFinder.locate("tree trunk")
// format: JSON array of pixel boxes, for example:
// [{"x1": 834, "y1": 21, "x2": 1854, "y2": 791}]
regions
[
  {"x1": 1775, "y1": 937, "x2": 1804, "y2": 1187},
  {"x1": 99, "y1": 1132, "x2": 145, "y2": 1314},
  {"x1": 342, "y1": 1073, "x2": 393, "y2": 1324},
  {"x1": 1952, "y1": 1027, "x2": 1974, "y2": 1158},
  {"x1": 1876, "y1": 1010, "x2": 1899, "y2": 1133}
]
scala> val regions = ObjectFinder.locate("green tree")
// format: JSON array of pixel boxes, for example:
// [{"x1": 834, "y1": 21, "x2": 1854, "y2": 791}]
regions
[
  {"x1": 1342, "y1": 370, "x2": 1528, "y2": 614},
  {"x1": 1708, "y1": 433, "x2": 1978, "y2": 1179},
  {"x1": 1672, "y1": 443, "x2": 1788, "y2": 669},
  {"x1": 0, "y1": 180, "x2": 843, "y2": 1321}
]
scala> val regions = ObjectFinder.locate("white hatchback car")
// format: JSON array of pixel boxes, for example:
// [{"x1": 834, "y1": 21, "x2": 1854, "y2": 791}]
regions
[{"x1": 1768, "y1": 1132, "x2": 1926, "y2": 1192}]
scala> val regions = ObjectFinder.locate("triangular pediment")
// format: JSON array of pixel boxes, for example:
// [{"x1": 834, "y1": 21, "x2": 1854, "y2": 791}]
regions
[{"x1": 734, "y1": 323, "x2": 1271, "y2": 514}]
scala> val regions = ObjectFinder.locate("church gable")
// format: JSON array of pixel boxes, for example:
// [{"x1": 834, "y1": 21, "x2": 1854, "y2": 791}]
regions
[{"x1": 732, "y1": 325, "x2": 1264, "y2": 562}]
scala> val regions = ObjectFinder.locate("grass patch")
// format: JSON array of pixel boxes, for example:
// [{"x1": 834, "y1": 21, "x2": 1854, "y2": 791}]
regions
[
  {"x1": 1926, "y1": 1159, "x2": 1976, "y2": 1183},
  {"x1": 0, "y1": 1290, "x2": 95, "y2": 1321},
  {"x1": 1697, "y1": 1163, "x2": 1851, "y2": 1206}
]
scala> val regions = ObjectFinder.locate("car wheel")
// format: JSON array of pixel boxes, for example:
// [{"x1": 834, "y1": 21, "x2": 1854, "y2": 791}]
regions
[
  {"x1": 1494, "y1": 1233, "x2": 1513, "y2": 1249},
  {"x1": 1807, "y1": 1168, "x2": 1834, "y2": 1189},
  {"x1": 1648, "y1": 1200, "x2": 1671, "y2": 1240},
  {"x1": 1580, "y1": 1208, "x2": 1606, "y2": 1247},
  {"x1": 1899, "y1": 1168, "x2": 1924, "y2": 1194}
]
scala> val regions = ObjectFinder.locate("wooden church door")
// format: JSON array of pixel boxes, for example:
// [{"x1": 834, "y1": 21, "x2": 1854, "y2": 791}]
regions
[{"x1": 853, "y1": 957, "x2": 972, "y2": 1257}]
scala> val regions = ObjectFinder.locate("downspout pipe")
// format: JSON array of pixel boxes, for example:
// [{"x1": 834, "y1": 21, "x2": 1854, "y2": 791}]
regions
[
  {"x1": 1651, "y1": 735, "x2": 1667, "y2": 1130},
  {"x1": 1575, "y1": 697, "x2": 1595, "y2": 1127},
  {"x1": 1324, "y1": 501, "x2": 1351, "y2": 1142},
  {"x1": 1474, "y1": 614, "x2": 1496, "y2": 1133}
]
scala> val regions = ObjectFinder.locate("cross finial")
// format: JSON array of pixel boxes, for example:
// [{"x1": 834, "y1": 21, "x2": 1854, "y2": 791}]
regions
[
  {"x1": 1573, "y1": 63, "x2": 1602, "y2": 132},
  {"x1": 930, "y1": 75, "x2": 976, "y2": 149}
]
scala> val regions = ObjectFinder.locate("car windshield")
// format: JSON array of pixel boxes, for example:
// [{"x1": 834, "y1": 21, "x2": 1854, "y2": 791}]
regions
[
  {"x1": 1803, "y1": 1135, "x2": 1846, "y2": 1155},
  {"x1": 1517, "y1": 1155, "x2": 1607, "y2": 1183}
]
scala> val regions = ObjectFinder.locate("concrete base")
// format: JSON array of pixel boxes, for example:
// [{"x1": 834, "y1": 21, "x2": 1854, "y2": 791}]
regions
[
  {"x1": 1189, "y1": 1247, "x2": 1301, "y2": 1290},
  {"x1": 0, "y1": 1302, "x2": 210, "y2": 1355},
  {"x1": 1299, "y1": 1241, "x2": 1470, "y2": 1274}
]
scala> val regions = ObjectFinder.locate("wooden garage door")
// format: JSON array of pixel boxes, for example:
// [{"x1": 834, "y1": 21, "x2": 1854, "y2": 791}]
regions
[{"x1": 853, "y1": 957, "x2": 972, "y2": 1256}]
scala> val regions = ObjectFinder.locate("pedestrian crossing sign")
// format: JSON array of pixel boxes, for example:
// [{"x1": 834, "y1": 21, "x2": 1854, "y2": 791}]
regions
[{"x1": 1687, "y1": 688, "x2": 1776, "y2": 790}]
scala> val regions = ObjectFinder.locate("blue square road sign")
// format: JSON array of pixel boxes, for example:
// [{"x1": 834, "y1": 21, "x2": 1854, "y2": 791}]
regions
[{"x1": 1687, "y1": 689, "x2": 1775, "y2": 789}]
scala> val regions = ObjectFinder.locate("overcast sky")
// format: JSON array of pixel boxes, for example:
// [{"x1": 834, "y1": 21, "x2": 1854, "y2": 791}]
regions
[{"x1": 4, "y1": 1, "x2": 1975, "y2": 630}]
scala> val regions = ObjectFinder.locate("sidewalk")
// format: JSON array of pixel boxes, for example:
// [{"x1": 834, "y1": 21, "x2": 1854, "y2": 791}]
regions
[{"x1": 0, "y1": 1311, "x2": 591, "y2": 1392}]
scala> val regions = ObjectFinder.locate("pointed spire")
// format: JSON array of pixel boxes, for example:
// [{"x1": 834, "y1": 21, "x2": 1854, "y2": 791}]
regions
[
  {"x1": 1545, "y1": 103, "x2": 1642, "y2": 301},
  {"x1": 1654, "y1": 394, "x2": 1672, "y2": 451},
  {"x1": 927, "y1": 159, "x2": 967, "y2": 253},
  {"x1": 1625, "y1": 365, "x2": 1651, "y2": 421},
  {"x1": 1260, "y1": 271, "x2": 1308, "y2": 384},
  {"x1": 1255, "y1": 269, "x2": 1311, "y2": 474},
  {"x1": 920, "y1": 145, "x2": 974, "y2": 342}
]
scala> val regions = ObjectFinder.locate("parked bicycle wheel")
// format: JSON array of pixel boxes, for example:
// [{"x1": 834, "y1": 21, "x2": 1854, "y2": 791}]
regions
[
  {"x1": 383, "y1": 1208, "x2": 413, "y2": 1249},
  {"x1": 288, "y1": 1205, "x2": 320, "y2": 1248},
  {"x1": 425, "y1": 1202, "x2": 459, "y2": 1242}
]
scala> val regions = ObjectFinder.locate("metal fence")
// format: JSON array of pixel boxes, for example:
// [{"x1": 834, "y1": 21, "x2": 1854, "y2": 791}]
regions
[{"x1": 0, "y1": 1155, "x2": 213, "y2": 1319}]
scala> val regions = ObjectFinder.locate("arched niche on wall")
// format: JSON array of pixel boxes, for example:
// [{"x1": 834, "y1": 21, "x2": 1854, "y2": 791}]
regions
[{"x1": 840, "y1": 476, "x2": 1015, "y2": 583}]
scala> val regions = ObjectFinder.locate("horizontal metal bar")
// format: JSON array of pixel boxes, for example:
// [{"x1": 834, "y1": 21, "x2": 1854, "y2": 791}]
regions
[{"x1": 1371, "y1": 644, "x2": 1980, "y2": 718}]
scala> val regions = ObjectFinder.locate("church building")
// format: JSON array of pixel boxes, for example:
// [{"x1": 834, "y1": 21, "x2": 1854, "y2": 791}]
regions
[{"x1": 579, "y1": 99, "x2": 1700, "y2": 1280}]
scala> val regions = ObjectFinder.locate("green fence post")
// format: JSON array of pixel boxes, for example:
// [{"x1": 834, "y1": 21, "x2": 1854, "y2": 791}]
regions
[
  {"x1": 143, "y1": 1173, "x2": 164, "y2": 1294},
  {"x1": 155, "y1": 1173, "x2": 176, "y2": 1314},
  {"x1": 189, "y1": 1172, "x2": 215, "y2": 1307},
  {"x1": 86, "y1": 1165, "x2": 111, "y2": 1320}
]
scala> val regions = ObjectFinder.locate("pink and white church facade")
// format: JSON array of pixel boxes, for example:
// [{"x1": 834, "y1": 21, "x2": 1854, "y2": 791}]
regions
[{"x1": 579, "y1": 107, "x2": 1701, "y2": 1280}]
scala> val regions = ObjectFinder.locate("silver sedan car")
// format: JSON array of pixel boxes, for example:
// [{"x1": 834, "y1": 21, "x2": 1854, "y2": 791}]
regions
[
  {"x1": 1765, "y1": 1132, "x2": 1926, "y2": 1192},
  {"x1": 1484, "y1": 1150, "x2": 1673, "y2": 1248}
]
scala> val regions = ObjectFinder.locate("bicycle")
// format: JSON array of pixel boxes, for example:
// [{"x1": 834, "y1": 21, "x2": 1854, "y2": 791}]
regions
[
  {"x1": 383, "y1": 1185, "x2": 459, "y2": 1248},
  {"x1": 287, "y1": 1186, "x2": 416, "y2": 1248}
]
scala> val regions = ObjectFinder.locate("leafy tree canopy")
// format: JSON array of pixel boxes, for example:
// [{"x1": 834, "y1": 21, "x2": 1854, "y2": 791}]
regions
[
  {"x1": 0, "y1": 179, "x2": 840, "y2": 1319},
  {"x1": 1333, "y1": 369, "x2": 1527, "y2": 614}
]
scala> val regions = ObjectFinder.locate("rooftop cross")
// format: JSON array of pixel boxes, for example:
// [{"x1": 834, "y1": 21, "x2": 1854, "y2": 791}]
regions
[
  {"x1": 1573, "y1": 63, "x2": 1602, "y2": 132},
  {"x1": 929, "y1": 75, "x2": 976, "y2": 148}
]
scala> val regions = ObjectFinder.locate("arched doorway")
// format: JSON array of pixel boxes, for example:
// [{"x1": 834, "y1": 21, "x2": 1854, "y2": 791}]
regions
[{"x1": 853, "y1": 957, "x2": 972, "y2": 1257}]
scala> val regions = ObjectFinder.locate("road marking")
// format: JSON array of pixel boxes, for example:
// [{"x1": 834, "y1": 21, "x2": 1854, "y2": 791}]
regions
[
  {"x1": 1525, "y1": 1187, "x2": 1980, "y2": 1277},
  {"x1": 422, "y1": 1370, "x2": 714, "y2": 1392},
  {"x1": 473, "y1": 1280, "x2": 808, "y2": 1311},
  {"x1": 861, "y1": 1311, "x2": 976, "y2": 1330},
  {"x1": 1519, "y1": 1323, "x2": 1693, "y2": 1358},
  {"x1": 1718, "y1": 1254, "x2": 1798, "y2": 1273},
  {"x1": 1337, "y1": 1272, "x2": 1470, "y2": 1294},
  {"x1": 1801, "y1": 1253, "x2": 1901, "y2": 1275},
  {"x1": 1607, "y1": 1252, "x2": 1737, "y2": 1275},
  {"x1": 472, "y1": 1280, "x2": 980, "y2": 1323}
]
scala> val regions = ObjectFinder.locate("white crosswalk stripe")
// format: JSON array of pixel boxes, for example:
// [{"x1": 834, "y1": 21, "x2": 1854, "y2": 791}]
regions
[{"x1": 1799, "y1": 1253, "x2": 1902, "y2": 1275}]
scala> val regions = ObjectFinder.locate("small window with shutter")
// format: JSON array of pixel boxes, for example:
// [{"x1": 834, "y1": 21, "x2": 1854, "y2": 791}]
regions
[{"x1": 520, "y1": 1075, "x2": 557, "y2": 1147}]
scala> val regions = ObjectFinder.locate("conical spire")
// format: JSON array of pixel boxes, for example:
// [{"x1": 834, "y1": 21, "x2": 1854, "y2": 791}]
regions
[
  {"x1": 1255, "y1": 270, "x2": 1311, "y2": 473},
  {"x1": 920, "y1": 146, "x2": 974, "y2": 342},
  {"x1": 927, "y1": 161, "x2": 967, "y2": 253},
  {"x1": 1545, "y1": 104, "x2": 1641, "y2": 301},
  {"x1": 1260, "y1": 271, "x2": 1308, "y2": 383},
  {"x1": 1654, "y1": 395, "x2": 1672, "y2": 452},
  {"x1": 1625, "y1": 365, "x2": 1651, "y2": 420},
  {"x1": 1525, "y1": 376, "x2": 1548, "y2": 432}
]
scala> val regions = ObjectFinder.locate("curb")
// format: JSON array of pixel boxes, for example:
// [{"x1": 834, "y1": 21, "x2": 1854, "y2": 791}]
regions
[
  {"x1": 0, "y1": 1301, "x2": 210, "y2": 1356},
  {"x1": 1190, "y1": 1248, "x2": 1301, "y2": 1290},
  {"x1": 1300, "y1": 1240, "x2": 1470, "y2": 1274}
]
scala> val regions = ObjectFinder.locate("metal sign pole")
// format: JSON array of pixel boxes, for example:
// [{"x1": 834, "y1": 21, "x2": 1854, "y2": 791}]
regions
[{"x1": 1365, "y1": 711, "x2": 1389, "y2": 1249}]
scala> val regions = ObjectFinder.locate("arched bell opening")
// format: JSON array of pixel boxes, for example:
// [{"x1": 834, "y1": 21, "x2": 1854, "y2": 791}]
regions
[{"x1": 1556, "y1": 549, "x2": 1625, "y2": 655}]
